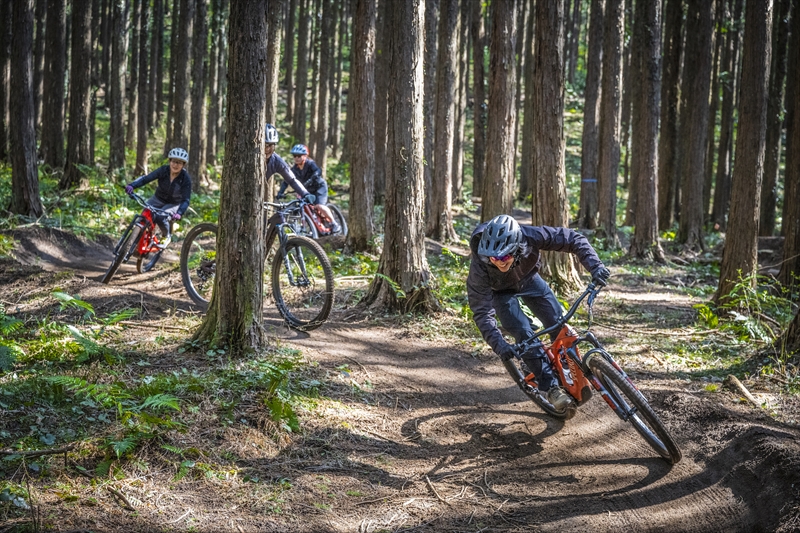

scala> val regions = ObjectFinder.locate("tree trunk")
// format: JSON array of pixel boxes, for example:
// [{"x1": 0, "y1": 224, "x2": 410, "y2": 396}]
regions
[
  {"x1": 759, "y1": 0, "x2": 790, "y2": 236},
  {"x1": 481, "y1": 0, "x2": 517, "y2": 222},
  {"x1": 711, "y1": 0, "x2": 743, "y2": 231},
  {"x1": 33, "y1": 0, "x2": 46, "y2": 129},
  {"x1": 215, "y1": 0, "x2": 229, "y2": 150},
  {"x1": 373, "y1": 0, "x2": 390, "y2": 204},
  {"x1": 206, "y1": 0, "x2": 222, "y2": 166},
  {"x1": 345, "y1": 0, "x2": 376, "y2": 253},
  {"x1": 597, "y1": 0, "x2": 623, "y2": 246},
  {"x1": 363, "y1": 0, "x2": 439, "y2": 314},
  {"x1": 59, "y1": 0, "x2": 93, "y2": 190},
  {"x1": 310, "y1": 0, "x2": 333, "y2": 174},
  {"x1": 777, "y1": 0, "x2": 800, "y2": 288},
  {"x1": 471, "y1": 0, "x2": 486, "y2": 199},
  {"x1": 715, "y1": 0, "x2": 772, "y2": 304},
  {"x1": 108, "y1": 0, "x2": 127, "y2": 171},
  {"x1": 292, "y1": 0, "x2": 310, "y2": 141},
  {"x1": 163, "y1": 0, "x2": 180, "y2": 157},
  {"x1": 702, "y1": 3, "x2": 722, "y2": 221},
  {"x1": 126, "y1": 0, "x2": 140, "y2": 150},
  {"x1": 676, "y1": 0, "x2": 715, "y2": 251},
  {"x1": 135, "y1": 0, "x2": 150, "y2": 175},
  {"x1": 619, "y1": 0, "x2": 632, "y2": 191},
  {"x1": 283, "y1": 0, "x2": 296, "y2": 123},
  {"x1": 149, "y1": 0, "x2": 164, "y2": 130},
  {"x1": 628, "y1": 0, "x2": 664, "y2": 261},
  {"x1": 511, "y1": 0, "x2": 525, "y2": 191},
  {"x1": 99, "y1": 0, "x2": 110, "y2": 94},
  {"x1": 188, "y1": 0, "x2": 208, "y2": 182},
  {"x1": 568, "y1": 0, "x2": 582, "y2": 85},
  {"x1": 0, "y1": 0, "x2": 10, "y2": 162},
  {"x1": 578, "y1": 0, "x2": 603, "y2": 229},
  {"x1": 169, "y1": 0, "x2": 194, "y2": 151},
  {"x1": 10, "y1": 0, "x2": 43, "y2": 217},
  {"x1": 41, "y1": 0, "x2": 66, "y2": 170},
  {"x1": 452, "y1": 0, "x2": 469, "y2": 204},
  {"x1": 782, "y1": 309, "x2": 800, "y2": 354},
  {"x1": 520, "y1": 0, "x2": 535, "y2": 204},
  {"x1": 657, "y1": 0, "x2": 682, "y2": 231},
  {"x1": 193, "y1": 0, "x2": 268, "y2": 353},
  {"x1": 307, "y1": 0, "x2": 321, "y2": 150},
  {"x1": 422, "y1": 0, "x2": 439, "y2": 222},
  {"x1": 532, "y1": 0, "x2": 581, "y2": 293},
  {"x1": 328, "y1": 0, "x2": 346, "y2": 157},
  {"x1": 265, "y1": 0, "x2": 283, "y2": 125}
]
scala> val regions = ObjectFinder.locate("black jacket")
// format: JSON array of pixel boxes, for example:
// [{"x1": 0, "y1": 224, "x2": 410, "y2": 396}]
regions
[
  {"x1": 130, "y1": 166, "x2": 192, "y2": 216},
  {"x1": 277, "y1": 158, "x2": 327, "y2": 198},
  {"x1": 268, "y1": 153, "x2": 309, "y2": 196},
  {"x1": 466, "y1": 223, "x2": 603, "y2": 353}
]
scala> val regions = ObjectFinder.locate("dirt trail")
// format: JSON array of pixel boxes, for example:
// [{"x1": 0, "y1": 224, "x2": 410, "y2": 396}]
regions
[{"x1": 3, "y1": 227, "x2": 800, "y2": 532}]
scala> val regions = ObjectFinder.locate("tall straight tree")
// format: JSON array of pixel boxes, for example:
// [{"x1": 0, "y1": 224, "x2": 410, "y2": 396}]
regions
[
  {"x1": 532, "y1": 0, "x2": 581, "y2": 291},
  {"x1": 188, "y1": 0, "x2": 208, "y2": 181},
  {"x1": 471, "y1": 0, "x2": 486, "y2": 198},
  {"x1": 149, "y1": 0, "x2": 164, "y2": 130},
  {"x1": 10, "y1": 0, "x2": 43, "y2": 217},
  {"x1": 310, "y1": 0, "x2": 333, "y2": 174},
  {"x1": 126, "y1": 0, "x2": 141, "y2": 150},
  {"x1": 428, "y1": 0, "x2": 459, "y2": 242},
  {"x1": 135, "y1": 0, "x2": 150, "y2": 175},
  {"x1": 283, "y1": 0, "x2": 295, "y2": 122},
  {"x1": 265, "y1": 0, "x2": 283, "y2": 124},
  {"x1": 0, "y1": 0, "x2": 12, "y2": 161},
  {"x1": 346, "y1": 0, "x2": 376, "y2": 253},
  {"x1": 422, "y1": 0, "x2": 438, "y2": 223},
  {"x1": 168, "y1": 0, "x2": 195, "y2": 151},
  {"x1": 451, "y1": 0, "x2": 468, "y2": 203},
  {"x1": 677, "y1": 0, "x2": 715, "y2": 250},
  {"x1": 364, "y1": 0, "x2": 439, "y2": 314},
  {"x1": 206, "y1": 0, "x2": 223, "y2": 166},
  {"x1": 568, "y1": 0, "x2": 582, "y2": 85},
  {"x1": 193, "y1": 0, "x2": 269, "y2": 353},
  {"x1": 59, "y1": 0, "x2": 93, "y2": 190},
  {"x1": 759, "y1": 0, "x2": 791, "y2": 236},
  {"x1": 164, "y1": 0, "x2": 181, "y2": 156},
  {"x1": 596, "y1": 0, "x2": 623, "y2": 246},
  {"x1": 108, "y1": 0, "x2": 127, "y2": 171},
  {"x1": 519, "y1": 0, "x2": 535, "y2": 204},
  {"x1": 372, "y1": 0, "x2": 390, "y2": 203},
  {"x1": 657, "y1": 0, "x2": 682, "y2": 230},
  {"x1": 711, "y1": 0, "x2": 743, "y2": 230},
  {"x1": 292, "y1": 0, "x2": 310, "y2": 141},
  {"x1": 578, "y1": 0, "x2": 604, "y2": 229},
  {"x1": 716, "y1": 0, "x2": 772, "y2": 303},
  {"x1": 481, "y1": 0, "x2": 517, "y2": 222},
  {"x1": 328, "y1": 0, "x2": 346, "y2": 156},
  {"x1": 40, "y1": 0, "x2": 66, "y2": 169},
  {"x1": 702, "y1": 2, "x2": 723, "y2": 220},
  {"x1": 32, "y1": 0, "x2": 46, "y2": 128},
  {"x1": 628, "y1": 0, "x2": 664, "y2": 260}
]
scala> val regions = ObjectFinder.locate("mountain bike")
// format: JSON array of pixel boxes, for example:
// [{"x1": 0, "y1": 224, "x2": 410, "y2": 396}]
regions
[
  {"x1": 101, "y1": 192, "x2": 174, "y2": 284},
  {"x1": 503, "y1": 281, "x2": 682, "y2": 464},
  {"x1": 180, "y1": 198, "x2": 334, "y2": 330}
]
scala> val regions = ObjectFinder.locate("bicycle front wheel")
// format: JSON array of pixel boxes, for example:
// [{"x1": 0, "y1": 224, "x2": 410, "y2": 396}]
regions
[
  {"x1": 101, "y1": 225, "x2": 142, "y2": 284},
  {"x1": 271, "y1": 235, "x2": 333, "y2": 330},
  {"x1": 586, "y1": 354, "x2": 682, "y2": 464},
  {"x1": 180, "y1": 223, "x2": 218, "y2": 308}
]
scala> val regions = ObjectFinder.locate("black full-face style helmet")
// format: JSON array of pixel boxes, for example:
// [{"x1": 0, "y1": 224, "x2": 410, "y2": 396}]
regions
[{"x1": 478, "y1": 215, "x2": 522, "y2": 261}]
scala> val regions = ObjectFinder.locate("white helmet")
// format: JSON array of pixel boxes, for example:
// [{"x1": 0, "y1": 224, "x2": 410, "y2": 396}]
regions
[
  {"x1": 264, "y1": 123, "x2": 279, "y2": 144},
  {"x1": 168, "y1": 147, "x2": 189, "y2": 163}
]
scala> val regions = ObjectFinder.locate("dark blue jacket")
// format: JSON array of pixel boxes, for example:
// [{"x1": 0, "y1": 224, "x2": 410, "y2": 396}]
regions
[
  {"x1": 129, "y1": 166, "x2": 192, "y2": 216},
  {"x1": 467, "y1": 223, "x2": 603, "y2": 353},
  {"x1": 277, "y1": 158, "x2": 327, "y2": 198},
  {"x1": 268, "y1": 153, "x2": 309, "y2": 196}
]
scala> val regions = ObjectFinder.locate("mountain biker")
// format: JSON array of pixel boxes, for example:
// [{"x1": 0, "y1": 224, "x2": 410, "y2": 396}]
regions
[
  {"x1": 263, "y1": 124, "x2": 315, "y2": 206},
  {"x1": 125, "y1": 147, "x2": 192, "y2": 249},
  {"x1": 467, "y1": 214, "x2": 611, "y2": 412},
  {"x1": 277, "y1": 144, "x2": 341, "y2": 235}
]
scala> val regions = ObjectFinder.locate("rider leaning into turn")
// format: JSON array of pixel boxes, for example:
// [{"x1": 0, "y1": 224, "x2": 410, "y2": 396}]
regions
[
  {"x1": 277, "y1": 144, "x2": 341, "y2": 234},
  {"x1": 125, "y1": 147, "x2": 192, "y2": 249},
  {"x1": 263, "y1": 124, "x2": 315, "y2": 206},
  {"x1": 467, "y1": 215, "x2": 611, "y2": 412}
]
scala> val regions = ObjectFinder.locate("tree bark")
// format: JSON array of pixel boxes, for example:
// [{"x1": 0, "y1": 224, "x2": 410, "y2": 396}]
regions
[
  {"x1": 193, "y1": 0, "x2": 268, "y2": 353},
  {"x1": 619, "y1": 0, "x2": 632, "y2": 191},
  {"x1": 568, "y1": 0, "x2": 582, "y2": 85},
  {"x1": 532, "y1": 0, "x2": 581, "y2": 293},
  {"x1": 578, "y1": 0, "x2": 604, "y2": 229},
  {"x1": 711, "y1": 0, "x2": 743, "y2": 231},
  {"x1": 0, "y1": 0, "x2": 13, "y2": 161},
  {"x1": 59, "y1": 0, "x2": 93, "y2": 190},
  {"x1": 427, "y1": 0, "x2": 459, "y2": 242},
  {"x1": 628, "y1": 0, "x2": 664, "y2": 261},
  {"x1": 10, "y1": 0, "x2": 43, "y2": 218},
  {"x1": 292, "y1": 0, "x2": 310, "y2": 141},
  {"x1": 169, "y1": 0, "x2": 194, "y2": 151},
  {"x1": 422, "y1": 0, "x2": 439, "y2": 222},
  {"x1": 759, "y1": 0, "x2": 791, "y2": 236},
  {"x1": 657, "y1": 0, "x2": 683, "y2": 231},
  {"x1": 108, "y1": 0, "x2": 127, "y2": 171},
  {"x1": 519, "y1": 0, "x2": 535, "y2": 204},
  {"x1": 41, "y1": 0, "x2": 66, "y2": 170},
  {"x1": 715, "y1": 0, "x2": 772, "y2": 304},
  {"x1": 452, "y1": 0, "x2": 468, "y2": 204},
  {"x1": 149, "y1": 0, "x2": 164, "y2": 130},
  {"x1": 471, "y1": 0, "x2": 486, "y2": 199},
  {"x1": 188, "y1": 0, "x2": 208, "y2": 181},
  {"x1": 373, "y1": 0, "x2": 390, "y2": 204},
  {"x1": 363, "y1": 0, "x2": 439, "y2": 314},
  {"x1": 677, "y1": 0, "x2": 715, "y2": 251},
  {"x1": 33, "y1": 0, "x2": 46, "y2": 129},
  {"x1": 310, "y1": 0, "x2": 333, "y2": 174},
  {"x1": 481, "y1": 0, "x2": 517, "y2": 222},
  {"x1": 345, "y1": 0, "x2": 376, "y2": 253},
  {"x1": 206, "y1": 0, "x2": 222, "y2": 167},
  {"x1": 126, "y1": 0, "x2": 141, "y2": 150},
  {"x1": 164, "y1": 0, "x2": 180, "y2": 157},
  {"x1": 328, "y1": 0, "x2": 346, "y2": 157},
  {"x1": 702, "y1": 2, "x2": 723, "y2": 221},
  {"x1": 135, "y1": 0, "x2": 150, "y2": 175},
  {"x1": 265, "y1": 0, "x2": 283, "y2": 125},
  {"x1": 283, "y1": 0, "x2": 296, "y2": 123},
  {"x1": 597, "y1": 0, "x2": 623, "y2": 246}
]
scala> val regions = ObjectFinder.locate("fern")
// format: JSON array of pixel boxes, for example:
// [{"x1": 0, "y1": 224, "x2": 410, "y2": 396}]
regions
[
  {"x1": 52, "y1": 291, "x2": 95, "y2": 317},
  {"x1": 101, "y1": 308, "x2": 139, "y2": 325},
  {"x1": 0, "y1": 314, "x2": 23, "y2": 336},
  {"x1": 110, "y1": 435, "x2": 141, "y2": 459},
  {"x1": 45, "y1": 376, "x2": 130, "y2": 409},
  {"x1": 0, "y1": 345, "x2": 18, "y2": 371},
  {"x1": 137, "y1": 393, "x2": 180, "y2": 412},
  {"x1": 95, "y1": 458, "x2": 113, "y2": 477}
]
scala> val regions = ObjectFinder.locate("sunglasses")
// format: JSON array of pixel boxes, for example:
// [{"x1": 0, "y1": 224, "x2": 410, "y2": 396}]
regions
[
  {"x1": 293, "y1": 154, "x2": 304, "y2": 158},
  {"x1": 490, "y1": 254, "x2": 513, "y2": 262}
]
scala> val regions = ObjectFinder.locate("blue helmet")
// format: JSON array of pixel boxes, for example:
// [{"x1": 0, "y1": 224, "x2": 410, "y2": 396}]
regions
[
  {"x1": 478, "y1": 215, "x2": 522, "y2": 258},
  {"x1": 290, "y1": 144, "x2": 308, "y2": 155}
]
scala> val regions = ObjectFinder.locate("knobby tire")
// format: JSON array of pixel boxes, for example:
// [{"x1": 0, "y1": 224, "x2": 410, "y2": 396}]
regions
[
  {"x1": 328, "y1": 204, "x2": 348, "y2": 237},
  {"x1": 586, "y1": 354, "x2": 682, "y2": 464},
  {"x1": 271, "y1": 235, "x2": 333, "y2": 330},
  {"x1": 101, "y1": 225, "x2": 142, "y2": 284},
  {"x1": 180, "y1": 222, "x2": 219, "y2": 309},
  {"x1": 502, "y1": 359, "x2": 574, "y2": 420}
]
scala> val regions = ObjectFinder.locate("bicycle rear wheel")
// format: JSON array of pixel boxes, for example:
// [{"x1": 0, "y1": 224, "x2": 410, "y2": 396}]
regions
[
  {"x1": 101, "y1": 225, "x2": 142, "y2": 284},
  {"x1": 328, "y1": 204, "x2": 348, "y2": 237},
  {"x1": 180, "y1": 223, "x2": 218, "y2": 308},
  {"x1": 501, "y1": 359, "x2": 574, "y2": 420},
  {"x1": 271, "y1": 235, "x2": 333, "y2": 330},
  {"x1": 586, "y1": 354, "x2": 682, "y2": 464}
]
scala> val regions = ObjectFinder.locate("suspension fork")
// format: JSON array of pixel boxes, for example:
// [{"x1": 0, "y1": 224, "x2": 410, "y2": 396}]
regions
[{"x1": 114, "y1": 215, "x2": 144, "y2": 256}]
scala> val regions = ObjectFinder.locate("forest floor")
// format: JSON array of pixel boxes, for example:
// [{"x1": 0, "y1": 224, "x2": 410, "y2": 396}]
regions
[{"x1": 1, "y1": 220, "x2": 799, "y2": 533}]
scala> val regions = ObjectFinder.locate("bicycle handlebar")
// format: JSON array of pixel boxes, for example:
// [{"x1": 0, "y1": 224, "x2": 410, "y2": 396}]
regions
[
  {"x1": 127, "y1": 191, "x2": 173, "y2": 218},
  {"x1": 514, "y1": 282, "x2": 604, "y2": 355}
]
